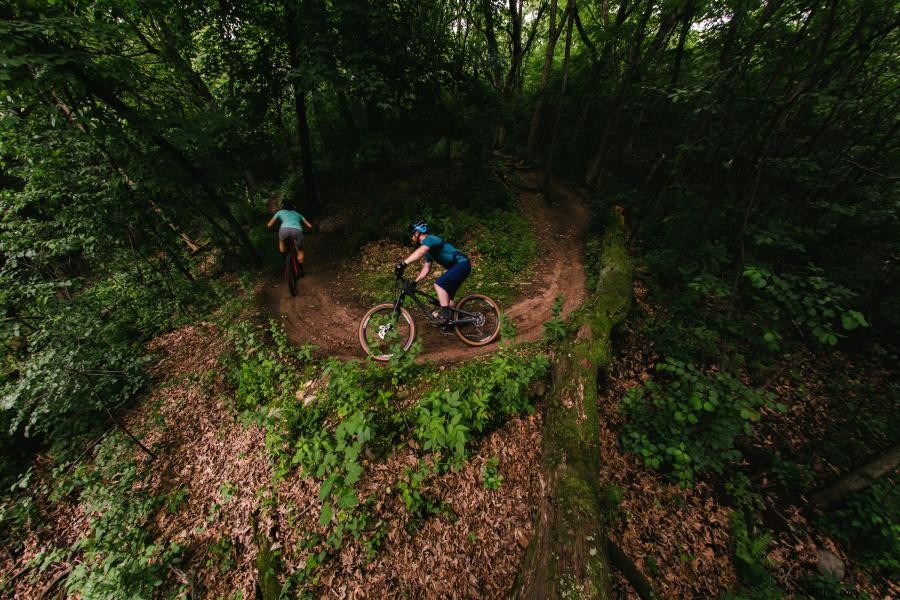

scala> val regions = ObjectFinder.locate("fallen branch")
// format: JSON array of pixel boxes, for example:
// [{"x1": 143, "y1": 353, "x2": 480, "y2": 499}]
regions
[
  {"x1": 606, "y1": 540, "x2": 659, "y2": 600},
  {"x1": 106, "y1": 408, "x2": 157, "y2": 461},
  {"x1": 39, "y1": 565, "x2": 71, "y2": 599},
  {"x1": 812, "y1": 443, "x2": 900, "y2": 509},
  {"x1": 168, "y1": 565, "x2": 199, "y2": 599},
  {"x1": 62, "y1": 426, "x2": 115, "y2": 476}
]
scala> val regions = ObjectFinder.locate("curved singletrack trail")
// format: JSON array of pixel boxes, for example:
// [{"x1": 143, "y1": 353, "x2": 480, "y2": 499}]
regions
[{"x1": 258, "y1": 167, "x2": 589, "y2": 363}]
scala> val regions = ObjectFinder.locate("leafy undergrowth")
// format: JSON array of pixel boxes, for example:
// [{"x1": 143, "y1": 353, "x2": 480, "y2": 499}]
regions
[
  {"x1": 349, "y1": 203, "x2": 537, "y2": 306},
  {"x1": 0, "y1": 295, "x2": 550, "y2": 598},
  {"x1": 601, "y1": 281, "x2": 898, "y2": 600}
]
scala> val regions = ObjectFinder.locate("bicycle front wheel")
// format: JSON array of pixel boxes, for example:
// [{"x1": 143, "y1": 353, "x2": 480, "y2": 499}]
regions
[
  {"x1": 454, "y1": 294, "x2": 501, "y2": 346},
  {"x1": 358, "y1": 304, "x2": 416, "y2": 361}
]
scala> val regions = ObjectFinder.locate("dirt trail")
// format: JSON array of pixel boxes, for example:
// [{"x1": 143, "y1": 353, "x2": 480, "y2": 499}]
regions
[{"x1": 258, "y1": 168, "x2": 589, "y2": 362}]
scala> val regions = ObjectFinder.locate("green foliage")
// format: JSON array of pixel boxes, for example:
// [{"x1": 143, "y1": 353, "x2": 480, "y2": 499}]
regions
[
  {"x1": 499, "y1": 314, "x2": 518, "y2": 344},
  {"x1": 397, "y1": 461, "x2": 439, "y2": 521},
  {"x1": 49, "y1": 435, "x2": 182, "y2": 598},
  {"x1": 543, "y1": 295, "x2": 568, "y2": 342},
  {"x1": 820, "y1": 477, "x2": 900, "y2": 579},
  {"x1": 724, "y1": 473, "x2": 764, "y2": 516},
  {"x1": 207, "y1": 536, "x2": 237, "y2": 571},
  {"x1": 224, "y1": 320, "x2": 303, "y2": 412},
  {"x1": 0, "y1": 467, "x2": 37, "y2": 557},
  {"x1": 622, "y1": 358, "x2": 784, "y2": 486},
  {"x1": 727, "y1": 511, "x2": 779, "y2": 596},
  {"x1": 1, "y1": 298, "x2": 149, "y2": 440},
  {"x1": 743, "y1": 265, "x2": 869, "y2": 346},
  {"x1": 415, "y1": 349, "x2": 548, "y2": 465},
  {"x1": 481, "y1": 457, "x2": 503, "y2": 491}
]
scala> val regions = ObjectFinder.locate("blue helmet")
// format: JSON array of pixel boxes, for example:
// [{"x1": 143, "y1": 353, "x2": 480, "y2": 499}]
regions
[{"x1": 409, "y1": 220, "x2": 427, "y2": 235}]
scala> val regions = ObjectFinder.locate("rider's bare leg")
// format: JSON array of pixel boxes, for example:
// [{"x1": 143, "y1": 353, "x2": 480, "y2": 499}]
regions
[
  {"x1": 297, "y1": 249, "x2": 304, "y2": 263},
  {"x1": 278, "y1": 239, "x2": 286, "y2": 253},
  {"x1": 435, "y1": 284, "x2": 450, "y2": 307}
]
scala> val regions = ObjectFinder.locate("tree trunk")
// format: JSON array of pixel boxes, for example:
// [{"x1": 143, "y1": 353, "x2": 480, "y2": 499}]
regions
[
  {"x1": 497, "y1": 0, "x2": 524, "y2": 148},
  {"x1": 514, "y1": 204, "x2": 633, "y2": 598},
  {"x1": 584, "y1": 0, "x2": 657, "y2": 186},
  {"x1": 506, "y1": 0, "x2": 523, "y2": 93},
  {"x1": 481, "y1": 0, "x2": 503, "y2": 90},
  {"x1": 670, "y1": 0, "x2": 695, "y2": 85},
  {"x1": 292, "y1": 88, "x2": 319, "y2": 214},
  {"x1": 284, "y1": 0, "x2": 319, "y2": 215},
  {"x1": 812, "y1": 443, "x2": 900, "y2": 509},
  {"x1": 525, "y1": 0, "x2": 568, "y2": 160},
  {"x1": 543, "y1": 6, "x2": 575, "y2": 182}
]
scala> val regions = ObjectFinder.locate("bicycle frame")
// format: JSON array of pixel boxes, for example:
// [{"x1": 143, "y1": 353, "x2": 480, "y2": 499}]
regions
[{"x1": 392, "y1": 278, "x2": 480, "y2": 326}]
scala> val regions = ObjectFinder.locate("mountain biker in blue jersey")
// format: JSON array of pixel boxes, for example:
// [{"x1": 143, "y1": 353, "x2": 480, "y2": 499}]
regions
[
  {"x1": 395, "y1": 220, "x2": 471, "y2": 326},
  {"x1": 267, "y1": 201, "x2": 313, "y2": 277}
]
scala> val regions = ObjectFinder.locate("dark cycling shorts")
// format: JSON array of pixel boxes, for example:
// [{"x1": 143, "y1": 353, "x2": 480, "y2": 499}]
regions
[
  {"x1": 278, "y1": 227, "x2": 304, "y2": 249},
  {"x1": 435, "y1": 261, "x2": 471, "y2": 298}
]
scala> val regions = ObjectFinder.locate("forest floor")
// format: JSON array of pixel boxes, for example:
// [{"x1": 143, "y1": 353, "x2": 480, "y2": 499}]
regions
[
  {"x1": 4, "y1": 167, "x2": 893, "y2": 599},
  {"x1": 258, "y1": 166, "x2": 588, "y2": 363}
]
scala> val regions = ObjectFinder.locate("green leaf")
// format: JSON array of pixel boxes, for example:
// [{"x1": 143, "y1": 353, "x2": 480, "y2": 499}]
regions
[
  {"x1": 319, "y1": 503, "x2": 334, "y2": 526},
  {"x1": 344, "y1": 462, "x2": 363, "y2": 485},
  {"x1": 338, "y1": 493, "x2": 358, "y2": 509}
]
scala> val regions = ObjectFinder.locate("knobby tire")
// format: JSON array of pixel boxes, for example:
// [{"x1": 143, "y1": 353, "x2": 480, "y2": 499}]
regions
[
  {"x1": 454, "y1": 294, "x2": 501, "y2": 346},
  {"x1": 358, "y1": 304, "x2": 416, "y2": 361},
  {"x1": 286, "y1": 253, "x2": 298, "y2": 296}
]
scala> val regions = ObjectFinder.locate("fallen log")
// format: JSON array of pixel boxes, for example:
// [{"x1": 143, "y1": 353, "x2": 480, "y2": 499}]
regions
[{"x1": 513, "y1": 206, "x2": 633, "y2": 599}]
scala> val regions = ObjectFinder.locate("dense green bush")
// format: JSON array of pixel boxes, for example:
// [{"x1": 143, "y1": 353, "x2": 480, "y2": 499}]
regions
[
  {"x1": 415, "y1": 349, "x2": 548, "y2": 465},
  {"x1": 622, "y1": 358, "x2": 784, "y2": 486},
  {"x1": 743, "y1": 265, "x2": 869, "y2": 347},
  {"x1": 1, "y1": 299, "x2": 147, "y2": 441},
  {"x1": 820, "y1": 477, "x2": 900, "y2": 580},
  {"x1": 31, "y1": 435, "x2": 183, "y2": 598}
]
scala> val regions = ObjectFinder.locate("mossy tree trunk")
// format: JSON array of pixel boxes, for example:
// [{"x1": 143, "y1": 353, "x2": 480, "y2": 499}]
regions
[{"x1": 514, "y1": 210, "x2": 632, "y2": 599}]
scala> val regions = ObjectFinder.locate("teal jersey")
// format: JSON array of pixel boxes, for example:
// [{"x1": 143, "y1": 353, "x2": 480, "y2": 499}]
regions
[
  {"x1": 422, "y1": 235, "x2": 468, "y2": 268},
  {"x1": 274, "y1": 209, "x2": 304, "y2": 230}
]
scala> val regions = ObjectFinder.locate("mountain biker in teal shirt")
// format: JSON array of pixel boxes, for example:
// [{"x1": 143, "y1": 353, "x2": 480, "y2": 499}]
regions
[
  {"x1": 267, "y1": 201, "x2": 313, "y2": 276},
  {"x1": 395, "y1": 220, "x2": 471, "y2": 325}
]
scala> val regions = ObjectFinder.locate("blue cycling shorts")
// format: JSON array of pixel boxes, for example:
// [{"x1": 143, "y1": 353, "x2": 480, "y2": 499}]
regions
[{"x1": 435, "y1": 260, "x2": 471, "y2": 298}]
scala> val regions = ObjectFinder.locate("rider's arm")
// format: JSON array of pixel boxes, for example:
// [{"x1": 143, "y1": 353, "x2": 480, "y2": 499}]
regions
[
  {"x1": 403, "y1": 244, "x2": 431, "y2": 265},
  {"x1": 266, "y1": 215, "x2": 279, "y2": 229},
  {"x1": 414, "y1": 260, "x2": 432, "y2": 283},
  {"x1": 302, "y1": 217, "x2": 313, "y2": 231}
]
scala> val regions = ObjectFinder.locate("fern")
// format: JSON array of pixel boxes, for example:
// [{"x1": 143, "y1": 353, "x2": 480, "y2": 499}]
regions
[{"x1": 731, "y1": 511, "x2": 772, "y2": 569}]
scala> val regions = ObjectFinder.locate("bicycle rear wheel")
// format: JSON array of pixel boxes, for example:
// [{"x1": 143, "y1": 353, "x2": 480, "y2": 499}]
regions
[
  {"x1": 286, "y1": 253, "x2": 298, "y2": 296},
  {"x1": 358, "y1": 304, "x2": 416, "y2": 361},
  {"x1": 454, "y1": 294, "x2": 501, "y2": 346}
]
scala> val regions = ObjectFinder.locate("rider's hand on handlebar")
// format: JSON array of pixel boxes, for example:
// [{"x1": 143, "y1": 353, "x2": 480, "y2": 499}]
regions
[{"x1": 394, "y1": 262, "x2": 406, "y2": 278}]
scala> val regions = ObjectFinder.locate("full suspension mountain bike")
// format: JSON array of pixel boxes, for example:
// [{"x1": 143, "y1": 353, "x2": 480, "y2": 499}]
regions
[{"x1": 358, "y1": 272, "x2": 501, "y2": 361}]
